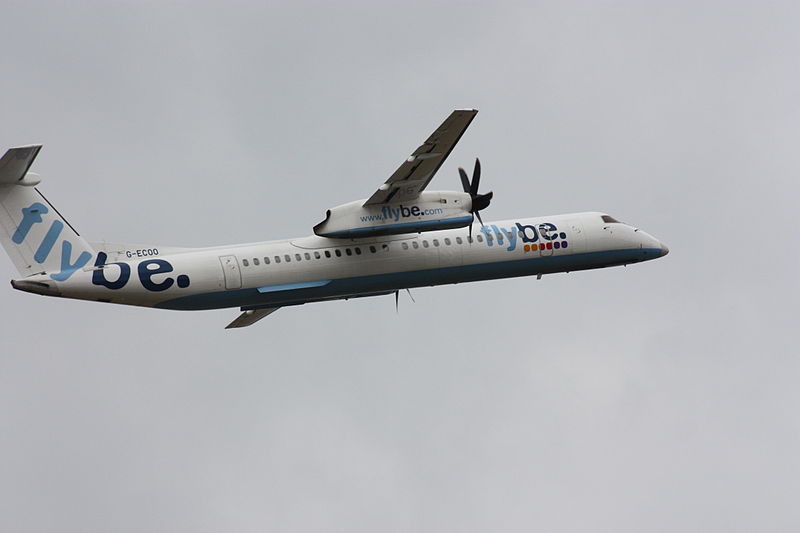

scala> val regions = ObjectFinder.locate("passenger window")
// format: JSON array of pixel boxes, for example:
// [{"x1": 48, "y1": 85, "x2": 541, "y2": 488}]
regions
[
  {"x1": 355, "y1": 247, "x2": 362, "y2": 255},
  {"x1": 253, "y1": 258, "x2": 260, "y2": 266},
  {"x1": 345, "y1": 248, "x2": 352, "y2": 256},
  {"x1": 412, "y1": 241, "x2": 419, "y2": 249},
  {"x1": 486, "y1": 234, "x2": 493, "y2": 242},
  {"x1": 264, "y1": 257, "x2": 271, "y2": 264},
  {"x1": 335, "y1": 249, "x2": 342, "y2": 257},
  {"x1": 369, "y1": 246, "x2": 377, "y2": 253},
  {"x1": 295, "y1": 254, "x2": 302, "y2": 261},
  {"x1": 476, "y1": 235, "x2": 483, "y2": 242},
  {"x1": 314, "y1": 251, "x2": 321, "y2": 259},
  {"x1": 242, "y1": 259, "x2": 249, "y2": 267},
  {"x1": 382, "y1": 244, "x2": 389, "y2": 251},
  {"x1": 304, "y1": 253, "x2": 311, "y2": 260},
  {"x1": 275, "y1": 256, "x2": 281, "y2": 263},
  {"x1": 422, "y1": 240, "x2": 429, "y2": 248},
  {"x1": 456, "y1": 237, "x2": 463, "y2": 244},
  {"x1": 444, "y1": 238, "x2": 451, "y2": 245},
  {"x1": 325, "y1": 250, "x2": 331, "y2": 258},
  {"x1": 285, "y1": 254, "x2": 291, "y2": 262},
  {"x1": 402, "y1": 242, "x2": 409, "y2": 250},
  {"x1": 433, "y1": 239, "x2": 440, "y2": 247}
]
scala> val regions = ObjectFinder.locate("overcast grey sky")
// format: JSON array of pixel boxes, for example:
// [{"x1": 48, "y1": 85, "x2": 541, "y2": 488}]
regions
[{"x1": 1, "y1": 2, "x2": 798, "y2": 532}]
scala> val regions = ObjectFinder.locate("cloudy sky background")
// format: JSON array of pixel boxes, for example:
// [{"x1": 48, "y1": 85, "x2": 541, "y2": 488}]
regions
[{"x1": 1, "y1": 2, "x2": 798, "y2": 531}]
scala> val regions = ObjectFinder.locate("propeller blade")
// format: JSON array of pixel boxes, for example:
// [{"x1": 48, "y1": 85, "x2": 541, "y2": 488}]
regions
[
  {"x1": 459, "y1": 157, "x2": 489, "y2": 235},
  {"x1": 458, "y1": 167, "x2": 471, "y2": 193},
  {"x1": 470, "y1": 158, "x2": 481, "y2": 196},
  {"x1": 472, "y1": 191, "x2": 493, "y2": 212}
]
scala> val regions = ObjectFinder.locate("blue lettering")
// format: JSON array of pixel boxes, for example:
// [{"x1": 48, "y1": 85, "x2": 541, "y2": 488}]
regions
[
  {"x1": 12, "y1": 202, "x2": 48, "y2": 244},
  {"x1": 138, "y1": 259, "x2": 174, "y2": 292},
  {"x1": 539, "y1": 223, "x2": 558, "y2": 241},
  {"x1": 504, "y1": 226, "x2": 518, "y2": 251},
  {"x1": 516, "y1": 223, "x2": 539, "y2": 243},
  {"x1": 491, "y1": 225, "x2": 505, "y2": 246},
  {"x1": 480, "y1": 226, "x2": 494, "y2": 246},
  {"x1": 34, "y1": 220, "x2": 63, "y2": 263},
  {"x1": 92, "y1": 252, "x2": 131, "y2": 289},
  {"x1": 380, "y1": 204, "x2": 434, "y2": 222},
  {"x1": 50, "y1": 241, "x2": 92, "y2": 282}
]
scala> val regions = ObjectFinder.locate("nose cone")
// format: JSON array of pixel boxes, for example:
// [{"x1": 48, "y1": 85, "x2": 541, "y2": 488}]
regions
[{"x1": 632, "y1": 229, "x2": 668, "y2": 261}]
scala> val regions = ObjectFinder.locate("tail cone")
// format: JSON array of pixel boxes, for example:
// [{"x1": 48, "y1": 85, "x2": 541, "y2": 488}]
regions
[{"x1": 11, "y1": 278, "x2": 61, "y2": 296}]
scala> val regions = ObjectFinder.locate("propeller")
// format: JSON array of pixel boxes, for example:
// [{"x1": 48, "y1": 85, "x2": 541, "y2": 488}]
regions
[{"x1": 458, "y1": 158, "x2": 493, "y2": 237}]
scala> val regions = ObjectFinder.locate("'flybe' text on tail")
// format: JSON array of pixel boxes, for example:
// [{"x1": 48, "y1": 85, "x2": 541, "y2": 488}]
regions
[{"x1": 0, "y1": 146, "x2": 95, "y2": 280}]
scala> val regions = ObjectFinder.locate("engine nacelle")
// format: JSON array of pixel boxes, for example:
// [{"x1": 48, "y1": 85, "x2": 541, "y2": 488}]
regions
[{"x1": 314, "y1": 191, "x2": 474, "y2": 238}]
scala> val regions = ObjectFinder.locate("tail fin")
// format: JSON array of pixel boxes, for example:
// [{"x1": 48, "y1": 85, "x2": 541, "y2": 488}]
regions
[{"x1": 0, "y1": 146, "x2": 95, "y2": 281}]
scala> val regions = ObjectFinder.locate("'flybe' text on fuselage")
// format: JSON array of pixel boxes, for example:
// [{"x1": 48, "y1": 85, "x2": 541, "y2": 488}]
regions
[
  {"x1": 92, "y1": 252, "x2": 191, "y2": 292},
  {"x1": 480, "y1": 222, "x2": 569, "y2": 252}
]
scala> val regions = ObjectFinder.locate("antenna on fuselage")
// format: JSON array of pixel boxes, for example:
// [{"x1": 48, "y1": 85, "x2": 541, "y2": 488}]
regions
[{"x1": 394, "y1": 289, "x2": 416, "y2": 313}]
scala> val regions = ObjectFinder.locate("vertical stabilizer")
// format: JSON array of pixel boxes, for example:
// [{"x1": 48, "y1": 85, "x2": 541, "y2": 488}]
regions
[{"x1": 0, "y1": 146, "x2": 95, "y2": 280}]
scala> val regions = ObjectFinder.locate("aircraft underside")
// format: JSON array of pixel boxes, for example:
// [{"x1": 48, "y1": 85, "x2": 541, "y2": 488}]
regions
[{"x1": 154, "y1": 245, "x2": 664, "y2": 312}]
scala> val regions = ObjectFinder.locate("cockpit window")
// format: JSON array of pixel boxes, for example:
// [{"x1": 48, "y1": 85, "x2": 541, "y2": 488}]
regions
[{"x1": 601, "y1": 215, "x2": 621, "y2": 223}]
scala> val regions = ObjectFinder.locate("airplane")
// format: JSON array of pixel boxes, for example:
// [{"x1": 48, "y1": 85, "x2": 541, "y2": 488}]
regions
[{"x1": 0, "y1": 109, "x2": 668, "y2": 329}]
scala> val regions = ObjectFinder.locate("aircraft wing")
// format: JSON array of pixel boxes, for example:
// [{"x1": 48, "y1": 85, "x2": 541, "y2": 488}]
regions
[{"x1": 363, "y1": 109, "x2": 477, "y2": 205}]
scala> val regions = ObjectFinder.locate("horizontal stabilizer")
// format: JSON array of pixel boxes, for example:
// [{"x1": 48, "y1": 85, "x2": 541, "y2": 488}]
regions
[
  {"x1": 225, "y1": 307, "x2": 280, "y2": 329},
  {"x1": 0, "y1": 145, "x2": 42, "y2": 185}
]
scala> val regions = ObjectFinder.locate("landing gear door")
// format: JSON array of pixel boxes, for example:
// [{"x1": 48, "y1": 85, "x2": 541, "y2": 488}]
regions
[{"x1": 219, "y1": 255, "x2": 242, "y2": 289}]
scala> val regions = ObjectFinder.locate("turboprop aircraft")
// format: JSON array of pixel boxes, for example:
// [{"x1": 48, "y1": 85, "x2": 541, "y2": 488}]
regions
[{"x1": 0, "y1": 109, "x2": 668, "y2": 329}]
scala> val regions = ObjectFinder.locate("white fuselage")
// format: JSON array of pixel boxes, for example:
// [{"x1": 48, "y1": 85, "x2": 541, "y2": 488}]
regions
[{"x1": 13, "y1": 211, "x2": 668, "y2": 313}]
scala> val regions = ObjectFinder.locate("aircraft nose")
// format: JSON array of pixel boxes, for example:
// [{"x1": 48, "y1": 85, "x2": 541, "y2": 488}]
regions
[{"x1": 633, "y1": 228, "x2": 668, "y2": 260}]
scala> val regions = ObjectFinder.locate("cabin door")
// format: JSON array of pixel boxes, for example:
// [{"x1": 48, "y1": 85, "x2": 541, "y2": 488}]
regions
[{"x1": 219, "y1": 255, "x2": 242, "y2": 289}]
